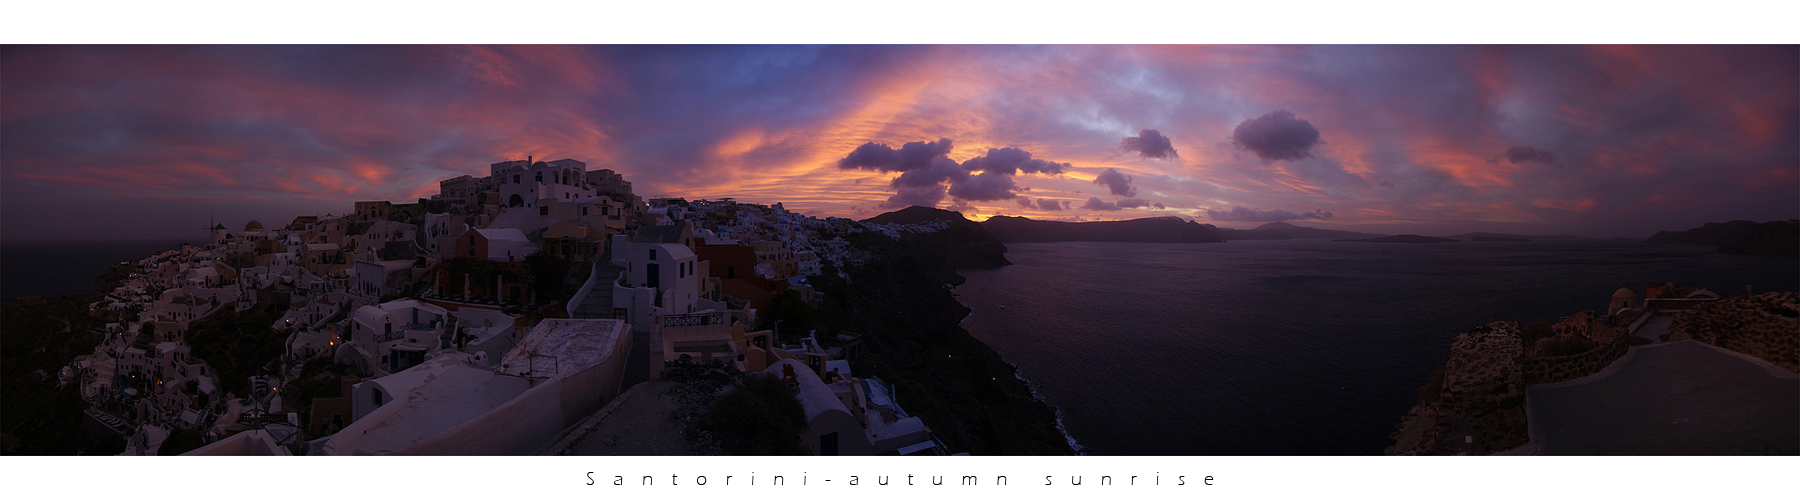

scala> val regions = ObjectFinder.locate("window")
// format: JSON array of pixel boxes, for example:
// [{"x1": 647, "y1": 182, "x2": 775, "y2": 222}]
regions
[
  {"x1": 371, "y1": 390, "x2": 382, "y2": 407},
  {"x1": 648, "y1": 249, "x2": 656, "y2": 260},
  {"x1": 512, "y1": 174, "x2": 519, "y2": 184},
  {"x1": 539, "y1": 206, "x2": 549, "y2": 216},
  {"x1": 535, "y1": 172, "x2": 542, "y2": 183},
  {"x1": 581, "y1": 207, "x2": 588, "y2": 216}
]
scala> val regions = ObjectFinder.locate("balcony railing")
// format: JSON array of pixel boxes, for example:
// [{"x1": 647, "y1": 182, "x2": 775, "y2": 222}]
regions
[{"x1": 664, "y1": 312, "x2": 724, "y2": 328}]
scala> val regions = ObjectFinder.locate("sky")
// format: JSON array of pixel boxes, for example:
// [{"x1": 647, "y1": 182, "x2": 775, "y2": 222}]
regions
[{"x1": 2, "y1": 45, "x2": 1796, "y2": 242}]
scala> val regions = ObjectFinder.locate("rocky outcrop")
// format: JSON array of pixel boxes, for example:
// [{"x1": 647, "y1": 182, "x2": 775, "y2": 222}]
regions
[
  {"x1": 1668, "y1": 292, "x2": 1799, "y2": 372},
  {"x1": 1387, "y1": 321, "x2": 1528, "y2": 455},
  {"x1": 1551, "y1": 310, "x2": 1619, "y2": 345}
]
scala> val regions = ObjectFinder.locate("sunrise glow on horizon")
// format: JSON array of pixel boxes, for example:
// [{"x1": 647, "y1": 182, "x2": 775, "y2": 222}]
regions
[{"x1": 3, "y1": 45, "x2": 1795, "y2": 241}]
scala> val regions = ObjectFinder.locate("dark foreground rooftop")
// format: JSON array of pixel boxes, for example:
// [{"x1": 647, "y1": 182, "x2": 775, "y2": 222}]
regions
[{"x1": 1525, "y1": 340, "x2": 1798, "y2": 455}]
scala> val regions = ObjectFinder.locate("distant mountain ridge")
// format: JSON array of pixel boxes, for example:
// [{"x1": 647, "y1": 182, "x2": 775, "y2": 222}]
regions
[
  {"x1": 1248, "y1": 221, "x2": 1388, "y2": 240},
  {"x1": 1439, "y1": 232, "x2": 1581, "y2": 242},
  {"x1": 1336, "y1": 234, "x2": 1458, "y2": 243},
  {"x1": 1647, "y1": 219, "x2": 1799, "y2": 253},
  {"x1": 1646, "y1": 220, "x2": 1762, "y2": 246},
  {"x1": 979, "y1": 215, "x2": 1225, "y2": 243}
]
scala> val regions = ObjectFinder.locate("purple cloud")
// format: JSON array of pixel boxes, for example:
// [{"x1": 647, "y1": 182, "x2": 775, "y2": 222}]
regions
[
  {"x1": 1092, "y1": 168, "x2": 1137, "y2": 197},
  {"x1": 1230, "y1": 110, "x2": 1322, "y2": 161},
  {"x1": 1082, "y1": 197, "x2": 1121, "y2": 211},
  {"x1": 961, "y1": 147, "x2": 1070, "y2": 175},
  {"x1": 880, "y1": 184, "x2": 948, "y2": 209},
  {"x1": 947, "y1": 171, "x2": 1021, "y2": 201},
  {"x1": 1038, "y1": 198, "x2": 1069, "y2": 211},
  {"x1": 1504, "y1": 145, "x2": 1559, "y2": 165},
  {"x1": 1116, "y1": 198, "x2": 1157, "y2": 209},
  {"x1": 837, "y1": 138, "x2": 955, "y2": 172},
  {"x1": 838, "y1": 139, "x2": 1074, "y2": 208},
  {"x1": 1120, "y1": 129, "x2": 1178, "y2": 159}
]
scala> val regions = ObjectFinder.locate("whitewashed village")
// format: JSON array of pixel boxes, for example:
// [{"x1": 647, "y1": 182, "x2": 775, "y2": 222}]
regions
[{"x1": 63, "y1": 158, "x2": 958, "y2": 456}]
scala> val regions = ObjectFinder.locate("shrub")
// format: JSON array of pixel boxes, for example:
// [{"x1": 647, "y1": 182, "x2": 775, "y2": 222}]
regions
[{"x1": 697, "y1": 373, "x2": 808, "y2": 455}]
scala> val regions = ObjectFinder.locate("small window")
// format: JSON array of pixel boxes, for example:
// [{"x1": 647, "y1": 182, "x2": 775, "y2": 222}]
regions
[
  {"x1": 372, "y1": 390, "x2": 382, "y2": 407},
  {"x1": 539, "y1": 206, "x2": 549, "y2": 216},
  {"x1": 648, "y1": 249, "x2": 656, "y2": 260}
]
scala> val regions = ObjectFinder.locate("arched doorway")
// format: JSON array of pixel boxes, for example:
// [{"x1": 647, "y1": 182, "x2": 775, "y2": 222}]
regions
[{"x1": 508, "y1": 194, "x2": 524, "y2": 207}]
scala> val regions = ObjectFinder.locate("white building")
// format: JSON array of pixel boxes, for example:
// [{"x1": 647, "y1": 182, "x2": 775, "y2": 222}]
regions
[
  {"x1": 492, "y1": 158, "x2": 598, "y2": 209},
  {"x1": 348, "y1": 299, "x2": 450, "y2": 375},
  {"x1": 610, "y1": 234, "x2": 704, "y2": 333}
]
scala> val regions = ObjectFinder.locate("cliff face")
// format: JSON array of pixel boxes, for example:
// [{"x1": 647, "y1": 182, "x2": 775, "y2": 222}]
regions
[
  {"x1": 813, "y1": 214, "x2": 1071, "y2": 455},
  {"x1": 1668, "y1": 292, "x2": 1799, "y2": 372},
  {"x1": 1386, "y1": 321, "x2": 1529, "y2": 455},
  {"x1": 980, "y1": 215, "x2": 1225, "y2": 243}
]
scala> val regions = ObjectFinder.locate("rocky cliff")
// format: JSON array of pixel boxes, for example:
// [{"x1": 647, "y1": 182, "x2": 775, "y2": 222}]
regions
[
  {"x1": 1386, "y1": 321, "x2": 1529, "y2": 455},
  {"x1": 818, "y1": 207, "x2": 1070, "y2": 455}
]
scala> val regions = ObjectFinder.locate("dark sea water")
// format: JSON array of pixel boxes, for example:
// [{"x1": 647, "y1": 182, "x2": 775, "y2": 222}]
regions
[
  {"x1": 1, "y1": 240, "x2": 189, "y2": 302},
  {"x1": 955, "y1": 239, "x2": 1800, "y2": 455}
]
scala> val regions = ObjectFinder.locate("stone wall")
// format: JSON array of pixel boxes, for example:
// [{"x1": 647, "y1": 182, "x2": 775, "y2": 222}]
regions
[
  {"x1": 1521, "y1": 325, "x2": 1633, "y2": 386},
  {"x1": 1667, "y1": 292, "x2": 1799, "y2": 372}
]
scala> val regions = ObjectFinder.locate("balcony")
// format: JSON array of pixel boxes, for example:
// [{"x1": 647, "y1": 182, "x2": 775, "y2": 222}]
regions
[{"x1": 664, "y1": 311, "x2": 724, "y2": 328}]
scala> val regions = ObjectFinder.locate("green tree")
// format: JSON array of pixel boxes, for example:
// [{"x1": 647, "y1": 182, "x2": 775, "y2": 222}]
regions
[{"x1": 699, "y1": 374, "x2": 809, "y2": 455}]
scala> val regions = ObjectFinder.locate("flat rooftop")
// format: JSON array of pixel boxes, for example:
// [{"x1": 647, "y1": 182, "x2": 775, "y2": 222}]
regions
[
  {"x1": 1526, "y1": 340, "x2": 1798, "y2": 455},
  {"x1": 499, "y1": 319, "x2": 628, "y2": 379},
  {"x1": 328, "y1": 357, "x2": 530, "y2": 455}
]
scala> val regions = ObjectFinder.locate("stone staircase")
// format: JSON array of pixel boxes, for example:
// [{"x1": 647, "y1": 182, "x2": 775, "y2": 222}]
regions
[{"x1": 573, "y1": 262, "x2": 623, "y2": 319}]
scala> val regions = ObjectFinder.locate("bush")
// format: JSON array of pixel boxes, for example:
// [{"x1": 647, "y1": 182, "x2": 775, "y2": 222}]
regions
[{"x1": 697, "y1": 373, "x2": 808, "y2": 455}]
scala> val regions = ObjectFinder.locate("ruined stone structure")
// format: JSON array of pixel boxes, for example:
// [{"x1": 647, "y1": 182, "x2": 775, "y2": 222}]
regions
[
  {"x1": 1667, "y1": 291, "x2": 1799, "y2": 372},
  {"x1": 1521, "y1": 326, "x2": 1633, "y2": 385}
]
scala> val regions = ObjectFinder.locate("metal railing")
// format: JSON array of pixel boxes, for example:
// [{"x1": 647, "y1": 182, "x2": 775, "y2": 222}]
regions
[{"x1": 663, "y1": 311, "x2": 724, "y2": 328}]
